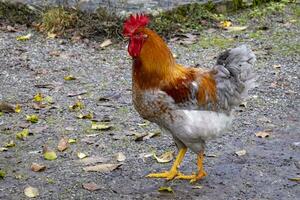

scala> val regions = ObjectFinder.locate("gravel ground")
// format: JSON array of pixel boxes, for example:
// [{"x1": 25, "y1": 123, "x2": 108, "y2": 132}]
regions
[{"x1": 0, "y1": 4, "x2": 299, "y2": 200}]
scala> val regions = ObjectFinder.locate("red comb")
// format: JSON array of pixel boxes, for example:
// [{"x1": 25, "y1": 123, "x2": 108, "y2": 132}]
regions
[{"x1": 123, "y1": 14, "x2": 149, "y2": 36}]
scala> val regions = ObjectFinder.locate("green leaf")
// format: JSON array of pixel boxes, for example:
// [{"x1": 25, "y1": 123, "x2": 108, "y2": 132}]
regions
[
  {"x1": 69, "y1": 101, "x2": 84, "y2": 111},
  {"x1": 33, "y1": 93, "x2": 43, "y2": 102},
  {"x1": 16, "y1": 33, "x2": 32, "y2": 41},
  {"x1": 64, "y1": 75, "x2": 76, "y2": 81},
  {"x1": 68, "y1": 138, "x2": 77, "y2": 144},
  {"x1": 16, "y1": 129, "x2": 29, "y2": 140},
  {"x1": 26, "y1": 115, "x2": 39, "y2": 123},
  {"x1": 4, "y1": 140, "x2": 15, "y2": 148},
  {"x1": 77, "y1": 113, "x2": 93, "y2": 119},
  {"x1": 91, "y1": 122, "x2": 112, "y2": 130},
  {"x1": 158, "y1": 186, "x2": 173, "y2": 193},
  {"x1": 288, "y1": 177, "x2": 300, "y2": 182},
  {"x1": 0, "y1": 170, "x2": 6, "y2": 179},
  {"x1": 14, "y1": 104, "x2": 21, "y2": 113},
  {"x1": 43, "y1": 147, "x2": 57, "y2": 160}
]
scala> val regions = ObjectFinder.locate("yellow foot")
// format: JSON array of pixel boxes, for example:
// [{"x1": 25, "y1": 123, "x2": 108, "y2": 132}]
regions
[
  {"x1": 146, "y1": 170, "x2": 179, "y2": 180},
  {"x1": 175, "y1": 171, "x2": 207, "y2": 183}
]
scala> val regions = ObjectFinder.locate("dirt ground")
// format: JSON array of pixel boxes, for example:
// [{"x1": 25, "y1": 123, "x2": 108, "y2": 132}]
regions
[{"x1": 0, "y1": 3, "x2": 299, "y2": 200}]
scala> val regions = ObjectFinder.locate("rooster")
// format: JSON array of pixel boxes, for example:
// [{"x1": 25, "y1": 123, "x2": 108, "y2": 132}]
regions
[{"x1": 123, "y1": 14, "x2": 256, "y2": 182}]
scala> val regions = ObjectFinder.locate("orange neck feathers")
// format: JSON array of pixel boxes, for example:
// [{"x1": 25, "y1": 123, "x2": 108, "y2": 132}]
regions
[{"x1": 133, "y1": 28, "x2": 190, "y2": 90}]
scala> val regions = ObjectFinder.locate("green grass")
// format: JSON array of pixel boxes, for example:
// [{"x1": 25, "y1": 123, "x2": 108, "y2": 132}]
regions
[{"x1": 198, "y1": 36, "x2": 236, "y2": 49}]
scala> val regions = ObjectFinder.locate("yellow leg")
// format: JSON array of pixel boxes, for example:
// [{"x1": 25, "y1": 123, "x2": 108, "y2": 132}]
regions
[
  {"x1": 175, "y1": 151, "x2": 207, "y2": 183},
  {"x1": 146, "y1": 147, "x2": 187, "y2": 180}
]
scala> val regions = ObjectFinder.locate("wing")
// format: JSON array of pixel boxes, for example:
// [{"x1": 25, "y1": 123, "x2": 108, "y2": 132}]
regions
[
  {"x1": 161, "y1": 67, "x2": 218, "y2": 111},
  {"x1": 161, "y1": 45, "x2": 256, "y2": 113}
]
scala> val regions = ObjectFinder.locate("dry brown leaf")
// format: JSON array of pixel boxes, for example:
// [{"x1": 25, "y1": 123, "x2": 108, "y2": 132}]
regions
[
  {"x1": 82, "y1": 182, "x2": 103, "y2": 191},
  {"x1": 235, "y1": 149, "x2": 247, "y2": 156},
  {"x1": 153, "y1": 151, "x2": 174, "y2": 163},
  {"x1": 24, "y1": 186, "x2": 39, "y2": 198},
  {"x1": 79, "y1": 156, "x2": 109, "y2": 166},
  {"x1": 57, "y1": 137, "x2": 69, "y2": 152},
  {"x1": 100, "y1": 39, "x2": 112, "y2": 48},
  {"x1": 0, "y1": 101, "x2": 15, "y2": 113},
  {"x1": 31, "y1": 163, "x2": 46, "y2": 172},
  {"x1": 67, "y1": 90, "x2": 87, "y2": 97},
  {"x1": 115, "y1": 152, "x2": 126, "y2": 162},
  {"x1": 49, "y1": 50, "x2": 60, "y2": 57},
  {"x1": 255, "y1": 131, "x2": 270, "y2": 138},
  {"x1": 83, "y1": 163, "x2": 121, "y2": 172}
]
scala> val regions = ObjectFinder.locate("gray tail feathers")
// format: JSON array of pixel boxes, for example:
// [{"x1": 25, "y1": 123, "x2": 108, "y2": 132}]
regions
[{"x1": 213, "y1": 45, "x2": 257, "y2": 110}]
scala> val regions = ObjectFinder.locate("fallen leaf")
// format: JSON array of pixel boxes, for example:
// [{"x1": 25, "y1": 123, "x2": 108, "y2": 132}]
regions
[
  {"x1": 219, "y1": 20, "x2": 232, "y2": 28},
  {"x1": 67, "y1": 90, "x2": 87, "y2": 97},
  {"x1": 49, "y1": 50, "x2": 60, "y2": 57},
  {"x1": 239, "y1": 102, "x2": 247, "y2": 108},
  {"x1": 143, "y1": 131, "x2": 161, "y2": 140},
  {"x1": 24, "y1": 186, "x2": 39, "y2": 198},
  {"x1": 47, "y1": 32, "x2": 57, "y2": 39},
  {"x1": 138, "y1": 121, "x2": 150, "y2": 127},
  {"x1": 153, "y1": 151, "x2": 174, "y2": 163},
  {"x1": 273, "y1": 64, "x2": 281, "y2": 69},
  {"x1": 64, "y1": 75, "x2": 77, "y2": 81},
  {"x1": 134, "y1": 132, "x2": 148, "y2": 141},
  {"x1": 158, "y1": 186, "x2": 173, "y2": 193},
  {"x1": 83, "y1": 163, "x2": 121, "y2": 172},
  {"x1": 205, "y1": 154, "x2": 217, "y2": 157},
  {"x1": 68, "y1": 138, "x2": 77, "y2": 144},
  {"x1": 226, "y1": 26, "x2": 248, "y2": 32},
  {"x1": 57, "y1": 137, "x2": 69, "y2": 152},
  {"x1": 91, "y1": 122, "x2": 112, "y2": 130},
  {"x1": 4, "y1": 140, "x2": 16, "y2": 148},
  {"x1": 115, "y1": 152, "x2": 126, "y2": 162},
  {"x1": 16, "y1": 33, "x2": 32, "y2": 41},
  {"x1": 43, "y1": 146, "x2": 57, "y2": 160},
  {"x1": 82, "y1": 182, "x2": 103, "y2": 191},
  {"x1": 6, "y1": 25, "x2": 18, "y2": 32},
  {"x1": 77, "y1": 113, "x2": 93, "y2": 119},
  {"x1": 0, "y1": 147, "x2": 8, "y2": 151},
  {"x1": 288, "y1": 177, "x2": 300, "y2": 182},
  {"x1": 100, "y1": 39, "x2": 112, "y2": 48},
  {"x1": 16, "y1": 129, "x2": 30, "y2": 140},
  {"x1": 32, "y1": 102, "x2": 46, "y2": 110},
  {"x1": 15, "y1": 104, "x2": 21, "y2": 113},
  {"x1": 192, "y1": 185, "x2": 203, "y2": 189},
  {"x1": 235, "y1": 149, "x2": 247, "y2": 156},
  {"x1": 177, "y1": 33, "x2": 198, "y2": 45},
  {"x1": 0, "y1": 101, "x2": 15, "y2": 113},
  {"x1": 69, "y1": 101, "x2": 84, "y2": 111},
  {"x1": 79, "y1": 156, "x2": 109, "y2": 165},
  {"x1": 255, "y1": 131, "x2": 270, "y2": 138},
  {"x1": 30, "y1": 126, "x2": 48, "y2": 134},
  {"x1": 33, "y1": 93, "x2": 43, "y2": 102},
  {"x1": 77, "y1": 152, "x2": 88, "y2": 159},
  {"x1": 31, "y1": 163, "x2": 46, "y2": 172},
  {"x1": 0, "y1": 170, "x2": 5, "y2": 179},
  {"x1": 26, "y1": 114, "x2": 39, "y2": 123}
]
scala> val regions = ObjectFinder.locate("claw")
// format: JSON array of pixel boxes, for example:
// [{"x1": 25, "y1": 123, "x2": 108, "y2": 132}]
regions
[{"x1": 146, "y1": 170, "x2": 179, "y2": 180}]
